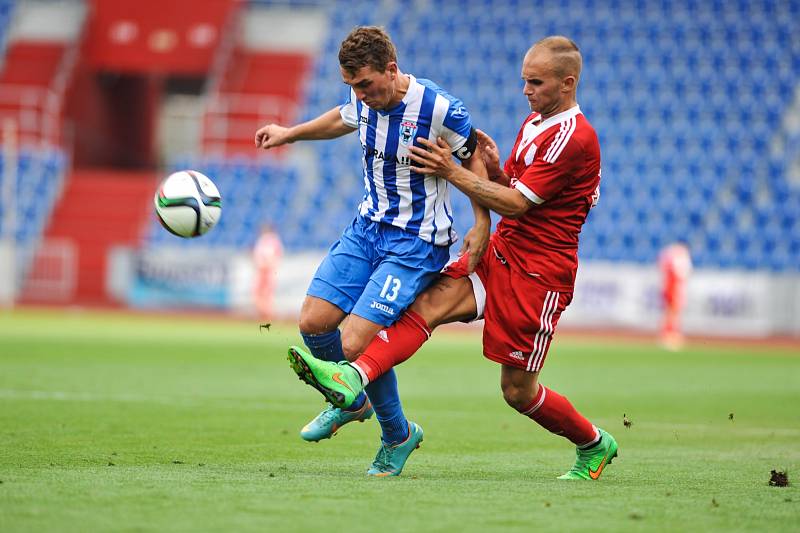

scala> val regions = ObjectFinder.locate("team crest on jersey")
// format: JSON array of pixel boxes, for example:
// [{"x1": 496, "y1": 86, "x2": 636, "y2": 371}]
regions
[{"x1": 399, "y1": 121, "x2": 418, "y2": 146}]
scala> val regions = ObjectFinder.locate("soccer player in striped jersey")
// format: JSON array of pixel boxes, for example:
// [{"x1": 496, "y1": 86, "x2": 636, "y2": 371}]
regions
[
  {"x1": 287, "y1": 36, "x2": 620, "y2": 480},
  {"x1": 255, "y1": 26, "x2": 490, "y2": 476}
]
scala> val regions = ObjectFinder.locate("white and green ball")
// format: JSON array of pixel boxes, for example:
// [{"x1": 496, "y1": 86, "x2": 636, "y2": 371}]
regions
[{"x1": 154, "y1": 170, "x2": 222, "y2": 238}]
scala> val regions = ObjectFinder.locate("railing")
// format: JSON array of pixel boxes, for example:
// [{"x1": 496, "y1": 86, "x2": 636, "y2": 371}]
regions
[
  {"x1": 205, "y1": 2, "x2": 241, "y2": 96},
  {"x1": 0, "y1": 2, "x2": 86, "y2": 150},
  {"x1": 19, "y1": 238, "x2": 77, "y2": 302},
  {"x1": 201, "y1": 92, "x2": 297, "y2": 153},
  {"x1": 0, "y1": 84, "x2": 60, "y2": 146}
]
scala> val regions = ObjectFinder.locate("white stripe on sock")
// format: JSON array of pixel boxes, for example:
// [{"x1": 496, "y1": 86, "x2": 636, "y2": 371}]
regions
[{"x1": 351, "y1": 362, "x2": 370, "y2": 386}]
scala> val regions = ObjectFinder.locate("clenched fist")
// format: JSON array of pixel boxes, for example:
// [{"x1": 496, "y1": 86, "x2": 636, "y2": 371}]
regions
[{"x1": 254, "y1": 124, "x2": 292, "y2": 150}]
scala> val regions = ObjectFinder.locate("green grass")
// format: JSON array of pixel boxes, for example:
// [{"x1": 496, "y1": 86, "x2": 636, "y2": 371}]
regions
[{"x1": 1, "y1": 308, "x2": 798, "y2": 532}]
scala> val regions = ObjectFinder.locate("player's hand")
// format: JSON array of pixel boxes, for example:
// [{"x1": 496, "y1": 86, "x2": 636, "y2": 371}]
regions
[
  {"x1": 459, "y1": 222, "x2": 490, "y2": 273},
  {"x1": 408, "y1": 137, "x2": 458, "y2": 177},
  {"x1": 254, "y1": 124, "x2": 291, "y2": 149},
  {"x1": 476, "y1": 129, "x2": 502, "y2": 177}
]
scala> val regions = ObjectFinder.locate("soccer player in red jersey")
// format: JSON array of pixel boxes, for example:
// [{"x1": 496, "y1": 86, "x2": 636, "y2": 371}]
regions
[
  {"x1": 658, "y1": 242, "x2": 693, "y2": 350},
  {"x1": 288, "y1": 36, "x2": 619, "y2": 479},
  {"x1": 252, "y1": 224, "x2": 283, "y2": 320}
]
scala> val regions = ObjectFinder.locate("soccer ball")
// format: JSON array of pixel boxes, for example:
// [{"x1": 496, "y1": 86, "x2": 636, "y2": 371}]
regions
[{"x1": 154, "y1": 170, "x2": 222, "y2": 238}]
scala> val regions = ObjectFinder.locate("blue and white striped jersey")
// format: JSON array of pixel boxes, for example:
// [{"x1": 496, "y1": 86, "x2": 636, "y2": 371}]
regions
[{"x1": 339, "y1": 75, "x2": 473, "y2": 246}]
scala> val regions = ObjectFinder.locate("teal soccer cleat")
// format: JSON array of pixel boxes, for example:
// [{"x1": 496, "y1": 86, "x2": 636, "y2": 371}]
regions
[
  {"x1": 287, "y1": 345, "x2": 364, "y2": 408},
  {"x1": 367, "y1": 421, "x2": 424, "y2": 477},
  {"x1": 557, "y1": 428, "x2": 619, "y2": 480},
  {"x1": 300, "y1": 400, "x2": 374, "y2": 442}
]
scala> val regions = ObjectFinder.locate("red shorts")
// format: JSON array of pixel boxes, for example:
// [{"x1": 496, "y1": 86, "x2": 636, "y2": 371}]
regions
[{"x1": 442, "y1": 244, "x2": 573, "y2": 372}]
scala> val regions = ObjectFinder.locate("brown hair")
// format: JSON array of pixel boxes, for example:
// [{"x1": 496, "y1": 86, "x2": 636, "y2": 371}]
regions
[{"x1": 338, "y1": 26, "x2": 397, "y2": 76}]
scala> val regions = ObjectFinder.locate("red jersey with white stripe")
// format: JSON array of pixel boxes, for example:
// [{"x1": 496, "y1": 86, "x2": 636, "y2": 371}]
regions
[{"x1": 494, "y1": 105, "x2": 601, "y2": 291}]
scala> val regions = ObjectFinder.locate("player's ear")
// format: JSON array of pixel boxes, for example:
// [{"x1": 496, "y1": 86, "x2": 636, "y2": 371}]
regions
[{"x1": 562, "y1": 75, "x2": 576, "y2": 92}]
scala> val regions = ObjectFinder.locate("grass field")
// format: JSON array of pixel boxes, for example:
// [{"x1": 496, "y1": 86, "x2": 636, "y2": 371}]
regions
[{"x1": 1, "y1": 308, "x2": 798, "y2": 532}]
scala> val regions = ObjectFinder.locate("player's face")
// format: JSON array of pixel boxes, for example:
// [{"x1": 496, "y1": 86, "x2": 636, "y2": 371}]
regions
[
  {"x1": 341, "y1": 64, "x2": 396, "y2": 110},
  {"x1": 521, "y1": 51, "x2": 568, "y2": 118}
]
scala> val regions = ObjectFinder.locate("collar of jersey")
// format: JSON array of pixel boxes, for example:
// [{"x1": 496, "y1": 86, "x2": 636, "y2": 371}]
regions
[
  {"x1": 535, "y1": 105, "x2": 582, "y2": 130},
  {"x1": 373, "y1": 74, "x2": 417, "y2": 116}
]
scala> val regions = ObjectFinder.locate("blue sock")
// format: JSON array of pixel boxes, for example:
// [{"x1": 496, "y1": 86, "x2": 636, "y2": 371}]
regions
[
  {"x1": 300, "y1": 330, "x2": 345, "y2": 362},
  {"x1": 366, "y1": 369, "x2": 409, "y2": 445},
  {"x1": 300, "y1": 330, "x2": 366, "y2": 411}
]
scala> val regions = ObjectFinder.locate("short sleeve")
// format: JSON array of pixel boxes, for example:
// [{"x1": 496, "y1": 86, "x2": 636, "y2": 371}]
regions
[
  {"x1": 440, "y1": 101, "x2": 473, "y2": 153},
  {"x1": 339, "y1": 88, "x2": 359, "y2": 128},
  {"x1": 516, "y1": 136, "x2": 584, "y2": 204}
]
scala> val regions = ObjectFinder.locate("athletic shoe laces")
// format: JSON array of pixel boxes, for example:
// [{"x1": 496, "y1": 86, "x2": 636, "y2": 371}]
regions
[
  {"x1": 317, "y1": 404, "x2": 339, "y2": 423},
  {"x1": 371, "y1": 442, "x2": 394, "y2": 472}
]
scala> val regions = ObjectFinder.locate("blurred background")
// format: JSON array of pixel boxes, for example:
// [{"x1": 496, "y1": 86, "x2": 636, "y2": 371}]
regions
[{"x1": 0, "y1": 0, "x2": 798, "y2": 339}]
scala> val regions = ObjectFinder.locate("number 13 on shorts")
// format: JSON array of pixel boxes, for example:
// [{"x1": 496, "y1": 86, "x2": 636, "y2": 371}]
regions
[{"x1": 380, "y1": 274, "x2": 402, "y2": 302}]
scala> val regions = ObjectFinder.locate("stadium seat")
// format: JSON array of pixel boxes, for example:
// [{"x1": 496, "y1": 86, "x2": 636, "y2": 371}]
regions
[
  {"x1": 134, "y1": 0, "x2": 800, "y2": 271},
  {"x1": 0, "y1": 145, "x2": 67, "y2": 281}
]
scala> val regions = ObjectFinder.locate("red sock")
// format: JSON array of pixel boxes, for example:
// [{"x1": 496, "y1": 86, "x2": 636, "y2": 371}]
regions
[
  {"x1": 518, "y1": 385, "x2": 599, "y2": 447},
  {"x1": 355, "y1": 310, "x2": 431, "y2": 381}
]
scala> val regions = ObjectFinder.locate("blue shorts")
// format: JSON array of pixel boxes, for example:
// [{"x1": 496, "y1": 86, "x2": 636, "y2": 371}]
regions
[{"x1": 307, "y1": 216, "x2": 451, "y2": 326}]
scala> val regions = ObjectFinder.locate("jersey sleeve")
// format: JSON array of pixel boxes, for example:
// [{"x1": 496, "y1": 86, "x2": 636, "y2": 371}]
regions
[
  {"x1": 416, "y1": 78, "x2": 473, "y2": 154},
  {"x1": 339, "y1": 88, "x2": 359, "y2": 128},
  {"x1": 441, "y1": 99, "x2": 473, "y2": 154},
  {"x1": 515, "y1": 135, "x2": 584, "y2": 204}
]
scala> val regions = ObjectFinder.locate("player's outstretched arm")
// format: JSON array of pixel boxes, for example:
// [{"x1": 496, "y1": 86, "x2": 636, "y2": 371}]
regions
[
  {"x1": 476, "y1": 129, "x2": 511, "y2": 186},
  {"x1": 409, "y1": 137, "x2": 533, "y2": 218},
  {"x1": 255, "y1": 107, "x2": 355, "y2": 150}
]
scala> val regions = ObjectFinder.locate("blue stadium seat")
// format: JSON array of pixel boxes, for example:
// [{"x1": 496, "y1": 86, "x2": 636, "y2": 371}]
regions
[
  {"x1": 137, "y1": 0, "x2": 800, "y2": 270},
  {"x1": 0, "y1": 144, "x2": 67, "y2": 280}
]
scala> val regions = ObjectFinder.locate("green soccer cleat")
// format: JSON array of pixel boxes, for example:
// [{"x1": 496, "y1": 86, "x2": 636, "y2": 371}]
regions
[
  {"x1": 557, "y1": 428, "x2": 619, "y2": 480},
  {"x1": 367, "y1": 421, "x2": 424, "y2": 477},
  {"x1": 287, "y1": 345, "x2": 364, "y2": 408},
  {"x1": 300, "y1": 400, "x2": 374, "y2": 442}
]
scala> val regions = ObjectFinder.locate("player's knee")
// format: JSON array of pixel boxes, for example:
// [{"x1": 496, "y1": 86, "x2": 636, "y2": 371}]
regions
[
  {"x1": 408, "y1": 290, "x2": 439, "y2": 325},
  {"x1": 339, "y1": 332, "x2": 366, "y2": 362},
  {"x1": 297, "y1": 313, "x2": 333, "y2": 336},
  {"x1": 408, "y1": 279, "x2": 466, "y2": 328},
  {"x1": 340, "y1": 341, "x2": 360, "y2": 361},
  {"x1": 502, "y1": 383, "x2": 532, "y2": 412}
]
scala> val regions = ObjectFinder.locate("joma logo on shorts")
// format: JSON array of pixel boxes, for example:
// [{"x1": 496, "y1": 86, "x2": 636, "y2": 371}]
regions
[
  {"x1": 509, "y1": 351, "x2": 525, "y2": 360},
  {"x1": 369, "y1": 301, "x2": 395, "y2": 315}
]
